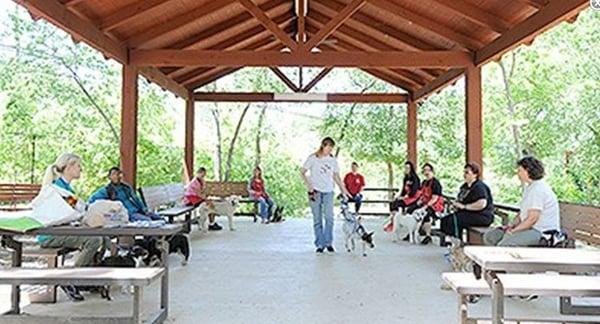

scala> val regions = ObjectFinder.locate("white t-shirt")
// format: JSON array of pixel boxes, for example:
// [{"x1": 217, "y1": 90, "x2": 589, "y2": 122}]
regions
[
  {"x1": 519, "y1": 180, "x2": 560, "y2": 233},
  {"x1": 302, "y1": 154, "x2": 339, "y2": 193}
]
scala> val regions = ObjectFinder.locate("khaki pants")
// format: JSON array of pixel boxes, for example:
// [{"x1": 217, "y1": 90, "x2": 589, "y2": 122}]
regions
[
  {"x1": 42, "y1": 236, "x2": 108, "y2": 267},
  {"x1": 483, "y1": 228, "x2": 542, "y2": 247}
]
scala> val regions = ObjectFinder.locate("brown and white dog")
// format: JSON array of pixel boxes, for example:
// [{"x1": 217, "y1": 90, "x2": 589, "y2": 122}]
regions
[{"x1": 196, "y1": 196, "x2": 240, "y2": 232}]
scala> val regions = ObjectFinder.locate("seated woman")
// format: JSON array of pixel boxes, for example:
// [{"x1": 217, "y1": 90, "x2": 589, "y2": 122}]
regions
[
  {"x1": 390, "y1": 161, "x2": 421, "y2": 216},
  {"x1": 248, "y1": 166, "x2": 281, "y2": 223},
  {"x1": 36, "y1": 153, "x2": 109, "y2": 301},
  {"x1": 484, "y1": 156, "x2": 560, "y2": 247},
  {"x1": 441, "y1": 162, "x2": 494, "y2": 239},
  {"x1": 184, "y1": 167, "x2": 222, "y2": 231},
  {"x1": 410, "y1": 163, "x2": 444, "y2": 245}
]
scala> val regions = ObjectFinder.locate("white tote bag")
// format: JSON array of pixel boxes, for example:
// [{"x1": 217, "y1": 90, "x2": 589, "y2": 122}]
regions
[{"x1": 30, "y1": 184, "x2": 83, "y2": 227}]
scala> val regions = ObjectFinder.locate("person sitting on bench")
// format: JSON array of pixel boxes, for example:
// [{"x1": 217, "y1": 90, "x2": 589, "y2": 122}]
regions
[
  {"x1": 343, "y1": 162, "x2": 366, "y2": 213},
  {"x1": 184, "y1": 167, "x2": 222, "y2": 231},
  {"x1": 410, "y1": 163, "x2": 444, "y2": 245},
  {"x1": 484, "y1": 156, "x2": 560, "y2": 246},
  {"x1": 248, "y1": 166, "x2": 281, "y2": 223},
  {"x1": 89, "y1": 167, "x2": 163, "y2": 222},
  {"x1": 389, "y1": 161, "x2": 421, "y2": 217},
  {"x1": 441, "y1": 162, "x2": 494, "y2": 240},
  {"x1": 36, "y1": 153, "x2": 109, "y2": 302}
]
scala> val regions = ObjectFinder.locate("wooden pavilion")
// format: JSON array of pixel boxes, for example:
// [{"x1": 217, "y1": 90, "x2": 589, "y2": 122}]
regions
[{"x1": 13, "y1": 0, "x2": 591, "y2": 187}]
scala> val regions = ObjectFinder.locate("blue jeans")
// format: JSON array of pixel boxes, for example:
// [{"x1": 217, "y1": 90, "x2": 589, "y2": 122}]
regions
[
  {"x1": 348, "y1": 193, "x2": 363, "y2": 213},
  {"x1": 257, "y1": 197, "x2": 275, "y2": 220},
  {"x1": 309, "y1": 191, "x2": 334, "y2": 248},
  {"x1": 130, "y1": 211, "x2": 163, "y2": 222}
]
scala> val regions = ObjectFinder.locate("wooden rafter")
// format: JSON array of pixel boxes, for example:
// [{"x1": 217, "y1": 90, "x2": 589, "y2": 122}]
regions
[
  {"x1": 412, "y1": 69, "x2": 464, "y2": 102},
  {"x1": 515, "y1": 0, "x2": 549, "y2": 9},
  {"x1": 98, "y1": 0, "x2": 170, "y2": 32},
  {"x1": 60, "y1": 0, "x2": 87, "y2": 7},
  {"x1": 138, "y1": 67, "x2": 190, "y2": 99},
  {"x1": 269, "y1": 67, "x2": 300, "y2": 92},
  {"x1": 367, "y1": 0, "x2": 484, "y2": 51},
  {"x1": 166, "y1": 0, "x2": 286, "y2": 50},
  {"x1": 362, "y1": 69, "x2": 415, "y2": 93},
  {"x1": 238, "y1": 0, "x2": 298, "y2": 50},
  {"x1": 303, "y1": 0, "x2": 366, "y2": 51},
  {"x1": 193, "y1": 92, "x2": 409, "y2": 103},
  {"x1": 428, "y1": 0, "x2": 511, "y2": 34},
  {"x1": 131, "y1": 50, "x2": 472, "y2": 68},
  {"x1": 475, "y1": 0, "x2": 589, "y2": 66},
  {"x1": 296, "y1": 0, "x2": 306, "y2": 43},
  {"x1": 168, "y1": 14, "x2": 293, "y2": 79},
  {"x1": 187, "y1": 68, "x2": 243, "y2": 90},
  {"x1": 301, "y1": 67, "x2": 333, "y2": 92},
  {"x1": 126, "y1": 0, "x2": 237, "y2": 48}
]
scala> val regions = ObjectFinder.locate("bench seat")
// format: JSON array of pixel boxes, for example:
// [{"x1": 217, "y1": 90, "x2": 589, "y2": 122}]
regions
[
  {"x1": 0, "y1": 267, "x2": 167, "y2": 324},
  {"x1": 443, "y1": 272, "x2": 600, "y2": 297},
  {"x1": 158, "y1": 205, "x2": 195, "y2": 217}
]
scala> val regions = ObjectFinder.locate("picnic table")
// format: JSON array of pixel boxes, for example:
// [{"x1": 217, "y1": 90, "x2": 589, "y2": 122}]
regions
[
  {"x1": 0, "y1": 223, "x2": 183, "y2": 316},
  {"x1": 464, "y1": 246, "x2": 600, "y2": 324}
]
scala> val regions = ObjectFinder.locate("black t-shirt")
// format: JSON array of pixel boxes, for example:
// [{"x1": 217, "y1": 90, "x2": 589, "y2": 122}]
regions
[
  {"x1": 457, "y1": 180, "x2": 494, "y2": 217},
  {"x1": 422, "y1": 178, "x2": 443, "y2": 195}
]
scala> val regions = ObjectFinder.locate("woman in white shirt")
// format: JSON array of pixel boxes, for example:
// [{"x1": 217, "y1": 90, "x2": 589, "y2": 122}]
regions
[
  {"x1": 301, "y1": 137, "x2": 350, "y2": 253},
  {"x1": 484, "y1": 156, "x2": 560, "y2": 246}
]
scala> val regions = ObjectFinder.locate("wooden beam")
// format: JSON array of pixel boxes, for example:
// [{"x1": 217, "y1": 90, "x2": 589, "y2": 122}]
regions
[
  {"x1": 362, "y1": 69, "x2": 416, "y2": 93},
  {"x1": 61, "y1": 0, "x2": 87, "y2": 7},
  {"x1": 407, "y1": 100, "x2": 418, "y2": 166},
  {"x1": 412, "y1": 68, "x2": 464, "y2": 102},
  {"x1": 270, "y1": 67, "x2": 300, "y2": 92},
  {"x1": 126, "y1": 0, "x2": 237, "y2": 48},
  {"x1": 238, "y1": 0, "x2": 298, "y2": 50},
  {"x1": 184, "y1": 91, "x2": 195, "y2": 181},
  {"x1": 131, "y1": 50, "x2": 473, "y2": 68},
  {"x1": 429, "y1": 0, "x2": 511, "y2": 34},
  {"x1": 515, "y1": 0, "x2": 549, "y2": 10},
  {"x1": 15, "y1": 0, "x2": 127, "y2": 63},
  {"x1": 138, "y1": 67, "x2": 189, "y2": 99},
  {"x1": 296, "y1": 0, "x2": 306, "y2": 43},
  {"x1": 301, "y1": 67, "x2": 333, "y2": 92},
  {"x1": 120, "y1": 65, "x2": 139, "y2": 188},
  {"x1": 193, "y1": 92, "x2": 409, "y2": 103},
  {"x1": 367, "y1": 0, "x2": 484, "y2": 51},
  {"x1": 465, "y1": 64, "x2": 482, "y2": 167},
  {"x1": 186, "y1": 67, "x2": 244, "y2": 90},
  {"x1": 98, "y1": 0, "x2": 168, "y2": 32},
  {"x1": 475, "y1": 0, "x2": 589, "y2": 66},
  {"x1": 303, "y1": 0, "x2": 366, "y2": 51}
]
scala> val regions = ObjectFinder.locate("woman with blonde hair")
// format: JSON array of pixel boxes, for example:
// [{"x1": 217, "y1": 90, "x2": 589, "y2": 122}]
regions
[
  {"x1": 301, "y1": 137, "x2": 350, "y2": 253},
  {"x1": 36, "y1": 152, "x2": 108, "y2": 301}
]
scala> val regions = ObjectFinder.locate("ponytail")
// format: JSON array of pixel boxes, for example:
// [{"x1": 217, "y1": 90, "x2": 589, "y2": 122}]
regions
[{"x1": 42, "y1": 153, "x2": 81, "y2": 186}]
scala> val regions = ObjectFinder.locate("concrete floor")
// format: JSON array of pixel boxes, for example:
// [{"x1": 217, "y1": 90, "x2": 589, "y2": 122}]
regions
[{"x1": 1, "y1": 216, "x2": 597, "y2": 323}]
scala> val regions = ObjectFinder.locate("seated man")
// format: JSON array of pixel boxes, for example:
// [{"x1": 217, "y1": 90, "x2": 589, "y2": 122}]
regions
[
  {"x1": 484, "y1": 157, "x2": 560, "y2": 246},
  {"x1": 89, "y1": 167, "x2": 163, "y2": 222},
  {"x1": 343, "y1": 162, "x2": 365, "y2": 213}
]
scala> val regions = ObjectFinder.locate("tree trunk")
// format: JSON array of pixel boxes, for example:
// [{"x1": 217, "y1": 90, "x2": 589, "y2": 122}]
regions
[
  {"x1": 335, "y1": 80, "x2": 376, "y2": 157},
  {"x1": 387, "y1": 161, "x2": 394, "y2": 201},
  {"x1": 224, "y1": 104, "x2": 251, "y2": 181},
  {"x1": 210, "y1": 105, "x2": 223, "y2": 181},
  {"x1": 499, "y1": 53, "x2": 523, "y2": 160},
  {"x1": 255, "y1": 104, "x2": 267, "y2": 167}
]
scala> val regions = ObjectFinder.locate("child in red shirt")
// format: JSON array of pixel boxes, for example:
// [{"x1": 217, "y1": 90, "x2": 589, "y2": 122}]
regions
[{"x1": 343, "y1": 162, "x2": 365, "y2": 213}]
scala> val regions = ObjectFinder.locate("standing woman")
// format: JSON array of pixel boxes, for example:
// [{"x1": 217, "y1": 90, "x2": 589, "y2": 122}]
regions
[{"x1": 301, "y1": 137, "x2": 350, "y2": 253}]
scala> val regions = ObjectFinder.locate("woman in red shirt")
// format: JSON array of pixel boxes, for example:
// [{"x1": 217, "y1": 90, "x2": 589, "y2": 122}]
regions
[
  {"x1": 248, "y1": 166, "x2": 279, "y2": 223},
  {"x1": 343, "y1": 162, "x2": 365, "y2": 213},
  {"x1": 407, "y1": 163, "x2": 444, "y2": 245}
]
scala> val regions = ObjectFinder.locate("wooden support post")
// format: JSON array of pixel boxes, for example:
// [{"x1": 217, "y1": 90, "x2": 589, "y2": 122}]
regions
[
  {"x1": 121, "y1": 65, "x2": 139, "y2": 188},
  {"x1": 407, "y1": 100, "x2": 418, "y2": 166},
  {"x1": 465, "y1": 64, "x2": 483, "y2": 168},
  {"x1": 184, "y1": 92, "x2": 194, "y2": 181}
]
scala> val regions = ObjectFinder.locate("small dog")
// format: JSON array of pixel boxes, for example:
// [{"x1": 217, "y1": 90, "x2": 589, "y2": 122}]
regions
[
  {"x1": 93, "y1": 246, "x2": 149, "y2": 300},
  {"x1": 134, "y1": 233, "x2": 190, "y2": 266},
  {"x1": 341, "y1": 201, "x2": 374, "y2": 256},
  {"x1": 447, "y1": 236, "x2": 472, "y2": 272},
  {"x1": 392, "y1": 208, "x2": 427, "y2": 243},
  {"x1": 197, "y1": 196, "x2": 240, "y2": 232}
]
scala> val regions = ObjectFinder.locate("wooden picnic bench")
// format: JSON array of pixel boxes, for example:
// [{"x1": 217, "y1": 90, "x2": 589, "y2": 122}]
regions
[
  {"x1": 205, "y1": 181, "x2": 258, "y2": 222},
  {"x1": 0, "y1": 267, "x2": 167, "y2": 324},
  {"x1": 443, "y1": 272, "x2": 600, "y2": 324},
  {"x1": 139, "y1": 183, "x2": 196, "y2": 232},
  {"x1": 0, "y1": 183, "x2": 40, "y2": 211}
]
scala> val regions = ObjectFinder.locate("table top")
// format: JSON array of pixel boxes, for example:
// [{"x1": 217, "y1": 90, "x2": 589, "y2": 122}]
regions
[
  {"x1": 464, "y1": 246, "x2": 600, "y2": 272},
  {"x1": 0, "y1": 223, "x2": 183, "y2": 237}
]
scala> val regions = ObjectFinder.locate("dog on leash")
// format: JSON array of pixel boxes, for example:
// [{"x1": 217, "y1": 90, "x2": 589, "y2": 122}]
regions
[
  {"x1": 134, "y1": 233, "x2": 190, "y2": 266},
  {"x1": 392, "y1": 208, "x2": 427, "y2": 243},
  {"x1": 197, "y1": 196, "x2": 240, "y2": 232},
  {"x1": 341, "y1": 200, "x2": 374, "y2": 256}
]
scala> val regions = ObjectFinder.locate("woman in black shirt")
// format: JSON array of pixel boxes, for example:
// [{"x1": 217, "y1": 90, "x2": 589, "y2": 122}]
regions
[
  {"x1": 389, "y1": 161, "x2": 421, "y2": 215},
  {"x1": 441, "y1": 162, "x2": 494, "y2": 239}
]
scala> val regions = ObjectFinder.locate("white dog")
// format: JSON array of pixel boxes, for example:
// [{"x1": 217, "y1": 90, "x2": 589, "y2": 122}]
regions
[
  {"x1": 341, "y1": 201, "x2": 374, "y2": 256},
  {"x1": 392, "y1": 208, "x2": 428, "y2": 244},
  {"x1": 196, "y1": 196, "x2": 240, "y2": 232}
]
